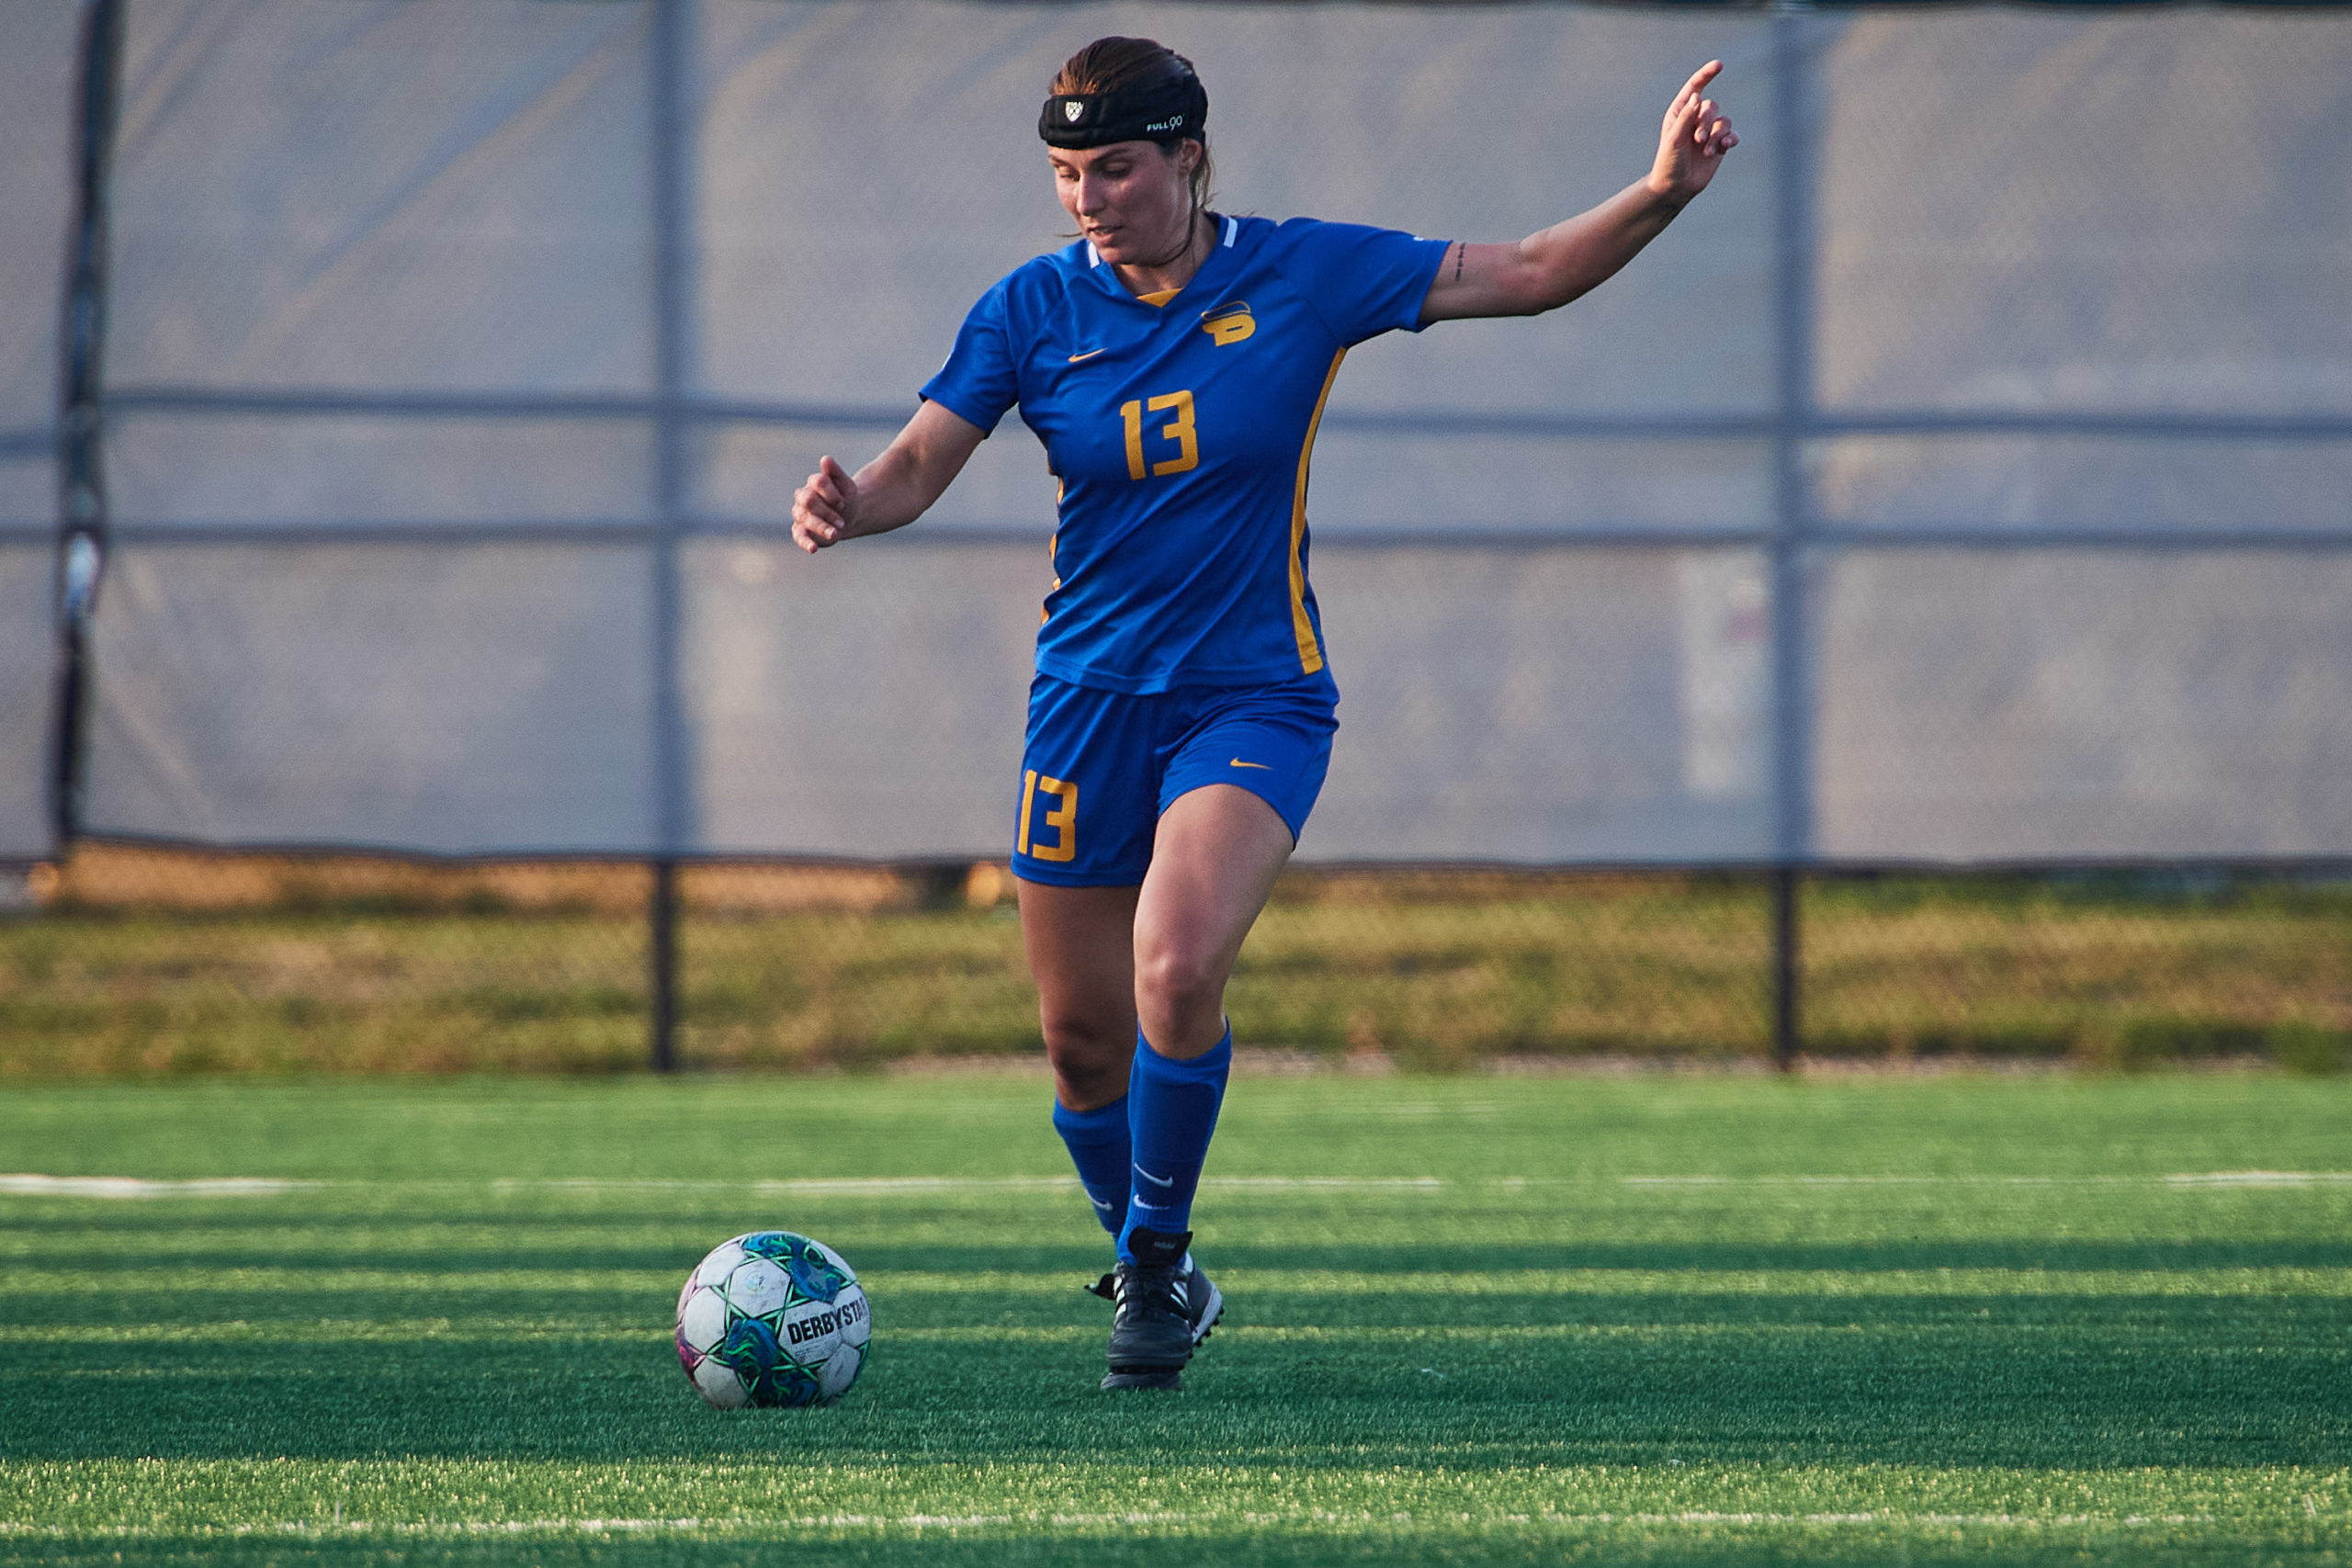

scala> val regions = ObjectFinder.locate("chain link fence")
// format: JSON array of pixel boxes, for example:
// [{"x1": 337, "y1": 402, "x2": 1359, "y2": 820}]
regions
[{"x1": 5, "y1": 847, "x2": 2345, "y2": 1077}]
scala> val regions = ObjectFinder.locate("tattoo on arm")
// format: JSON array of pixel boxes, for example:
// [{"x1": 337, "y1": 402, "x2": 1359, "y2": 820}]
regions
[{"x1": 1453, "y1": 242, "x2": 1464, "y2": 283}]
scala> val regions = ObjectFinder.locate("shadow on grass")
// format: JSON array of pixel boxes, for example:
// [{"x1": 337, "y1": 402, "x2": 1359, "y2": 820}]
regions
[
  {"x1": 11, "y1": 1284, "x2": 2352, "y2": 1337},
  {"x1": 14, "y1": 1224, "x2": 2351, "y2": 1278},
  {"x1": 6, "y1": 1529, "x2": 2344, "y2": 1568},
  {"x1": 8, "y1": 1284, "x2": 2347, "y2": 1470}
]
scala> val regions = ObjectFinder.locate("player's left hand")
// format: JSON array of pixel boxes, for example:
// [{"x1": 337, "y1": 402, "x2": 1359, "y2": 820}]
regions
[{"x1": 1649, "y1": 62, "x2": 1737, "y2": 206}]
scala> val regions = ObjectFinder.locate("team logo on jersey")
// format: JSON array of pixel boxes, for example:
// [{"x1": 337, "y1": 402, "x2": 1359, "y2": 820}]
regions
[
  {"x1": 1065, "y1": 101, "x2": 1083, "y2": 123},
  {"x1": 1200, "y1": 301, "x2": 1255, "y2": 347}
]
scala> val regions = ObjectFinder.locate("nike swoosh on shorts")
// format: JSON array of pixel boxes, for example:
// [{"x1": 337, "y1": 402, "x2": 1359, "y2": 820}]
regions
[
  {"x1": 1068, "y1": 348, "x2": 1107, "y2": 364},
  {"x1": 1230, "y1": 759, "x2": 1272, "y2": 770}
]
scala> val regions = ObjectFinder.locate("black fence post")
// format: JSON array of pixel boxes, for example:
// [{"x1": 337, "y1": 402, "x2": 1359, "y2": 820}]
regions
[
  {"x1": 51, "y1": 0, "x2": 124, "y2": 852},
  {"x1": 650, "y1": 858, "x2": 678, "y2": 1072},
  {"x1": 1772, "y1": 866, "x2": 1801, "y2": 1071},
  {"x1": 646, "y1": 0, "x2": 690, "y2": 1075},
  {"x1": 1766, "y1": 0, "x2": 1816, "y2": 1076}
]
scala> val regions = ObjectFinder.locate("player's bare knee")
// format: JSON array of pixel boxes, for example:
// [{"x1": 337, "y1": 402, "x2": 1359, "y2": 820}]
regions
[
  {"x1": 1133, "y1": 944, "x2": 1226, "y2": 1053},
  {"x1": 1040, "y1": 1011, "x2": 1132, "y2": 1102},
  {"x1": 1045, "y1": 1044, "x2": 1128, "y2": 1107},
  {"x1": 1038, "y1": 995, "x2": 1127, "y2": 1050}
]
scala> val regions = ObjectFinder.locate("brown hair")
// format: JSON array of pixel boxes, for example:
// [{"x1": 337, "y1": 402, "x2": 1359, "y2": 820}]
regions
[{"x1": 1049, "y1": 37, "x2": 1214, "y2": 214}]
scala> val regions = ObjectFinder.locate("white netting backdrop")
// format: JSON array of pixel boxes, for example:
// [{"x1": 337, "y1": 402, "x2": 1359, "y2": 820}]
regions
[{"x1": 6, "y1": 0, "x2": 2349, "y2": 863}]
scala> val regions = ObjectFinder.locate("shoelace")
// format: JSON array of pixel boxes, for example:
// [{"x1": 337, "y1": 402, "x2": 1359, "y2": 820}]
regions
[
  {"x1": 1118, "y1": 1266, "x2": 1188, "y2": 1321},
  {"x1": 1087, "y1": 1269, "x2": 1190, "y2": 1320}
]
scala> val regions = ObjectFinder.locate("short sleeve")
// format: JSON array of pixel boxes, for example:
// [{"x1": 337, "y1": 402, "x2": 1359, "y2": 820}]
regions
[
  {"x1": 918, "y1": 281, "x2": 1019, "y2": 434},
  {"x1": 1274, "y1": 219, "x2": 1453, "y2": 346}
]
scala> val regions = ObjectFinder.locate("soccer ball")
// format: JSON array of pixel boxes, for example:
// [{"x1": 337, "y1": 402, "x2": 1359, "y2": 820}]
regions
[{"x1": 674, "y1": 1231, "x2": 871, "y2": 1408}]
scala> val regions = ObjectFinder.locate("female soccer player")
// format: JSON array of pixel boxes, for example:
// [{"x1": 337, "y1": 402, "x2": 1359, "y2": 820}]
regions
[{"x1": 792, "y1": 37, "x2": 1736, "y2": 1390}]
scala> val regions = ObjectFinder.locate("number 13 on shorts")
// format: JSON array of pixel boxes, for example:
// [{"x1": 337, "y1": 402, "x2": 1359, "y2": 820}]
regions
[{"x1": 1019, "y1": 770, "x2": 1078, "y2": 863}]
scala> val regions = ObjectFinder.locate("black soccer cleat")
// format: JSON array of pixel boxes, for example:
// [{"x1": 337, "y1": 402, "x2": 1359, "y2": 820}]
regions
[
  {"x1": 1091, "y1": 1227, "x2": 1223, "y2": 1391},
  {"x1": 1087, "y1": 1259, "x2": 1224, "y2": 1347}
]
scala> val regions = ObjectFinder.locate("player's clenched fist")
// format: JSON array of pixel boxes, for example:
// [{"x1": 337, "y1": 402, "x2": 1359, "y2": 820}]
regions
[{"x1": 791, "y1": 455, "x2": 859, "y2": 553}]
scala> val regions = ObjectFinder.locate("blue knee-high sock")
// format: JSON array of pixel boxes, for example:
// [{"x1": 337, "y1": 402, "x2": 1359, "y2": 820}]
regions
[
  {"x1": 1119, "y1": 1025, "x2": 1232, "y2": 1260},
  {"x1": 1051, "y1": 1095, "x2": 1131, "y2": 1239}
]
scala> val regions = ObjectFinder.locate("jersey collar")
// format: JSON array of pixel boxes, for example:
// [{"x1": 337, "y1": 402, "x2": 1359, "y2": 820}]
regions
[{"x1": 1084, "y1": 214, "x2": 1244, "y2": 308}]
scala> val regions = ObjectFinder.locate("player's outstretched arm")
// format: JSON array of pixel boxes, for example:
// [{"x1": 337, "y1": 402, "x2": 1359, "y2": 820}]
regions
[
  {"x1": 792, "y1": 399, "x2": 987, "y2": 553},
  {"x1": 1420, "y1": 61, "x2": 1737, "y2": 324}
]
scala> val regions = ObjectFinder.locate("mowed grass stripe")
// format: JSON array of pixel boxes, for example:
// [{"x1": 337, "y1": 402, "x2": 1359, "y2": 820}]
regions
[
  {"x1": 0, "y1": 1513, "x2": 2265, "y2": 1539},
  {"x1": 6, "y1": 1265, "x2": 2349, "y2": 1302},
  {"x1": 11, "y1": 1077, "x2": 2352, "y2": 1182},
  {"x1": 1, "y1": 1459, "x2": 2341, "y2": 1532},
  {"x1": 9, "y1": 1171, "x2": 2352, "y2": 1198}
]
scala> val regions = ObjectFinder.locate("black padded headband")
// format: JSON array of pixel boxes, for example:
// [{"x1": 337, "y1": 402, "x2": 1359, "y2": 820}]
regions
[{"x1": 1039, "y1": 75, "x2": 1207, "y2": 149}]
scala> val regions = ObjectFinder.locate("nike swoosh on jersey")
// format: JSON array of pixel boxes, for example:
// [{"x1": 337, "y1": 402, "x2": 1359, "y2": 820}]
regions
[
  {"x1": 1067, "y1": 348, "x2": 1108, "y2": 364},
  {"x1": 1230, "y1": 758, "x2": 1272, "y2": 770},
  {"x1": 1132, "y1": 1164, "x2": 1176, "y2": 1189}
]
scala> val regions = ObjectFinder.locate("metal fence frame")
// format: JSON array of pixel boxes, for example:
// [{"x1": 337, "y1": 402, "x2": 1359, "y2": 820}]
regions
[{"x1": 35, "y1": 0, "x2": 2352, "y2": 1069}]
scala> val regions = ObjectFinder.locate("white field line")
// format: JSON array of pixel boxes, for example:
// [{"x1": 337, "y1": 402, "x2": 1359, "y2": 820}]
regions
[
  {"x1": 0, "y1": 1174, "x2": 1079, "y2": 1200},
  {"x1": 0, "y1": 1176, "x2": 319, "y2": 1198},
  {"x1": 1203, "y1": 1177, "x2": 1446, "y2": 1190},
  {"x1": 2163, "y1": 1170, "x2": 2352, "y2": 1187},
  {"x1": 6, "y1": 1170, "x2": 2348, "y2": 1201},
  {"x1": 504, "y1": 1176, "x2": 1444, "y2": 1193},
  {"x1": 591, "y1": 1177, "x2": 1062, "y2": 1194},
  {"x1": 0, "y1": 1174, "x2": 1438, "y2": 1200},
  {"x1": 1624, "y1": 1172, "x2": 2352, "y2": 1188},
  {"x1": 0, "y1": 1511, "x2": 2226, "y2": 1538}
]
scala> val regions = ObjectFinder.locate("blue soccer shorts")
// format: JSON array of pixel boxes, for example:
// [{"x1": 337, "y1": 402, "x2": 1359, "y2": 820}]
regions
[{"x1": 1011, "y1": 671, "x2": 1340, "y2": 887}]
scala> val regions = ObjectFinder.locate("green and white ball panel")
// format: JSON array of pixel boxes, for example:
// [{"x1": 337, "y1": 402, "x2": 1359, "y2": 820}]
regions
[
  {"x1": 692, "y1": 1240, "x2": 748, "y2": 1290},
  {"x1": 721, "y1": 1256, "x2": 791, "y2": 1318},
  {"x1": 816, "y1": 1338, "x2": 865, "y2": 1400},
  {"x1": 803, "y1": 1236, "x2": 857, "y2": 1278},
  {"x1": 677, "y1": 1283, "x2": 729, "y2": 1354},
  {"x1": 779, "y1": 1289, "x2": 866, "y2": 1365},
  {"x1": 690, "y1": 1353, "x2": 751, "y2": 1410}
]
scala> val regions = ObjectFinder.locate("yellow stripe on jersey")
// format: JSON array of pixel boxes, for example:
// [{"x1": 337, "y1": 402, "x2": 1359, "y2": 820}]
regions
[
  {"x1": 1136, "y1": 287, "x2": 1181, "y2": 308},
  {"x1": 1042, "y1": 530, "x2": 1059, "y2": 626},
  {"x1": 1288, "y1": 348, "x2": 1345, "y2": 675}
]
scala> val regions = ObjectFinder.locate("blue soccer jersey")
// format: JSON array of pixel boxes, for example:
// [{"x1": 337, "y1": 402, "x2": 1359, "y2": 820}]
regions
[{"x1": 920, "y1": 215, "x2": 1451, "y2": 694}]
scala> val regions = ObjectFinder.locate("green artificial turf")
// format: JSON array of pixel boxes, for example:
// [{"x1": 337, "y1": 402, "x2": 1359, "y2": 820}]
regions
[{"x1": 2, "y1": 1074, "x2": 2347, "y2": 1565}]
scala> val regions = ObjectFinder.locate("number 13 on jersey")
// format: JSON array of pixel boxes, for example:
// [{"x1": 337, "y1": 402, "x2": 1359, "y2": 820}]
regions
[
  {"x1": 1019, "y1": 770, "x2": 1077, "y2": 863},
  {"x1": 1121, "y1": 390, "x2": 1198, "y2": 480}
]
